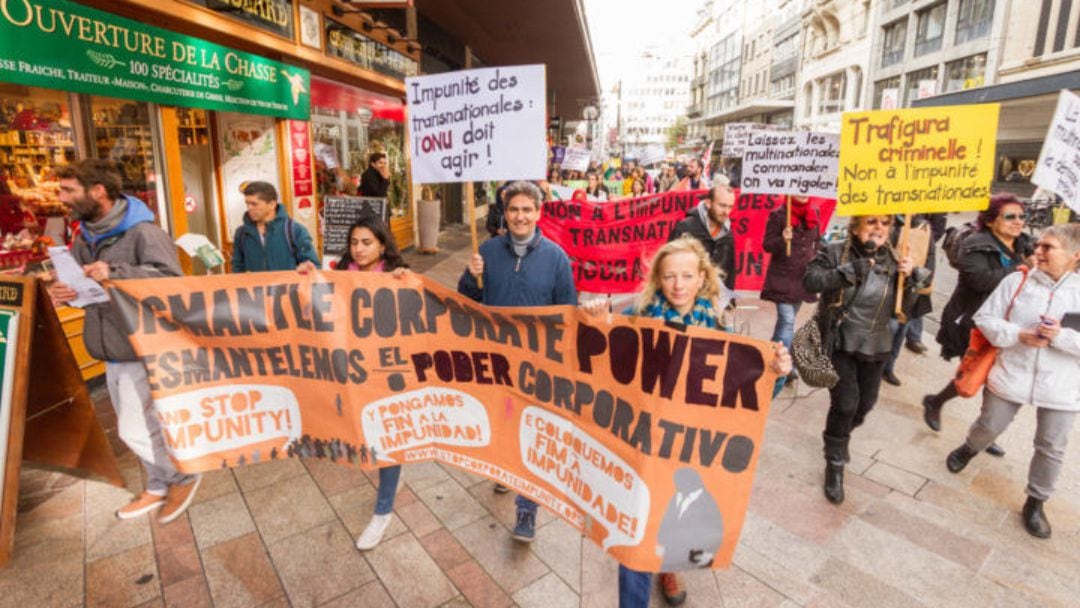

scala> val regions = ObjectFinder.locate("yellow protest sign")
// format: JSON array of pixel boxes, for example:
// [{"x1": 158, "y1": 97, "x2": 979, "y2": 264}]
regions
[{"x1": 836, "y1": 104, "x2": 999, "y2": 216}]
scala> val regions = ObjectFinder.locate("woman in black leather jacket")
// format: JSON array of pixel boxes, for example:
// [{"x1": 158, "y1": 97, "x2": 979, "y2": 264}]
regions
[{"x1": 804, "y1": 215, "x2": 929, "y2": 505}]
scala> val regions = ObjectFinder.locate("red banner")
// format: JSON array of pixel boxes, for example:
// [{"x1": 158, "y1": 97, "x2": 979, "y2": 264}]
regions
[
  {"x1": 730, "y1": 193, "x2": 837, "y2": 292},
  {"x1": 540, "y1": 190, "x2": 836, "y2": 293}
]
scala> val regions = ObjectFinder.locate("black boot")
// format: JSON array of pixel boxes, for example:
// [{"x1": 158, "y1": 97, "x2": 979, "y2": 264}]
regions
[
  {"x1": 823, "y1": 461, "x2": 845, "y2": 504},
  {"x1": 921, "y1": 395, "x2": 942, "y2": 432},
  {"x1": 946, "y1": 444, "x2": 978, "y2": 473},
  {"x1": 985, "y1": 443, "x2": 1006, "y2": 457},
  {"x1": 1022, "y1": 496, "x2": 1051, "y2": 538}
]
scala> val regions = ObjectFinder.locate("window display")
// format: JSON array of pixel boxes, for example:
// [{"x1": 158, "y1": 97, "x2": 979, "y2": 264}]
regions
[
  {"x1": 85, "y1": 96, "x2": 162, "y2": 220},
  {"x1": 0, "y1": 85, "x2": 74, "y2": 271}
]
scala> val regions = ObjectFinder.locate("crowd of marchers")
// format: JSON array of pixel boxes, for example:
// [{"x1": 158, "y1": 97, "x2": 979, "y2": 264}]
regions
[{"x1": 44, "y1": 157, "x2": 1080, "y2": 608}]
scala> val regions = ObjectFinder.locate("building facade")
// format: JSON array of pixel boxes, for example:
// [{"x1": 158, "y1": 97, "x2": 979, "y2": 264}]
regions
[
  {"x1": 912, "y1": 0, "x2": 1080, "y2": 196},
  {"x1": 795, "y1": 0, "x2": 873, "y2": 131},
  {"x1": 614, "y1": 50, "x2": 692, "y2": 155}
]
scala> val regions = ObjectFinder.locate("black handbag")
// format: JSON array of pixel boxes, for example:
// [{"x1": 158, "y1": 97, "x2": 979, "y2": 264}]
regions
[{"x1": 791, "y1": 243, "x2": 853, "y2": 389}]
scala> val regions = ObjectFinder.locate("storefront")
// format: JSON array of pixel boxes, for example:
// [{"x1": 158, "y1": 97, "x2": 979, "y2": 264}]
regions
[{"x1": 0, "y1": 0, "x2": 418, "y2": 377}]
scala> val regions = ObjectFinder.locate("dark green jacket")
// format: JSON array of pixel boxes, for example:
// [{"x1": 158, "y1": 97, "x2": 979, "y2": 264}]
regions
[{"x1": 231, "y1": 204, "x2": 320, "y2": 272}]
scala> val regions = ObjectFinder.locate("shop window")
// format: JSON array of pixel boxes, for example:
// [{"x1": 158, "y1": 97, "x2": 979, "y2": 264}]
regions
[
  {"x1": 85, "y1": 96, "x2": 162, "y2": 221},
  {"x1": 817, "y1": 71, "x2": 846, "y2": 116},
  {"x1": 873, "y1": 76, "x2": 902, "y2": 109},
  {"x1": 310, "y1": 78, "x2": 407, "y2": 218},
  {"x1": 904, "y1": 66, "x2": 940, "y2": 106},
  {"x1": 0, "y1": 84, "x2": 75, "y2": 264},
  {"x1": 944, "y1": 54, "x2": 987, "y2": 92},
  {"x1": 955, "y1": 0, "x2": 994, "y2": 44},
  {"x1": 881, "y1": 19, "x2": 907, "y2": 67},
  {"x1": 915, "y1": 3, "x2": 946, "y2": 56}
]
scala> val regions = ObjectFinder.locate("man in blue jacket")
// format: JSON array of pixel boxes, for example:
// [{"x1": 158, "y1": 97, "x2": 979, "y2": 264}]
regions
[
  {"x1": 231, "y1": 181, "x2": 320, "y2": 272},
  {"x1": 458, "y1": 180, "x2": 576, "y2": 541}
]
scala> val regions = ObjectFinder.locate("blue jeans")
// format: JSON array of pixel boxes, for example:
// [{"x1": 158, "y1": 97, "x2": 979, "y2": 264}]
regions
[
  {"x1": 884, "y1": 316, "x2": 923, "y2": 375},
  {"x1": 374, "y1": 465, "x2": 402, "y2": 515},
  {"x1": 618, "y1": 565, "x2": 652, "y2": 608},
  {"x1": 771, "y1": 302, "x2": 802, "y2": 349},
  {"x1": 515, "y1": 494, "x2": 537, "y2": 514}
]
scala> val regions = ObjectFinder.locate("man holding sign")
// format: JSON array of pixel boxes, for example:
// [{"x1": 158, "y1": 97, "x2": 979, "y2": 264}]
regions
[{"x1": 458, "y1": 180, "x2": 577, "y2": 541}]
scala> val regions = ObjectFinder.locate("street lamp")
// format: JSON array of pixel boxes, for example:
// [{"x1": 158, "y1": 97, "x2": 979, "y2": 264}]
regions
[{"x1": 583, "y1": 104, "x2": 598, "y2": 155}]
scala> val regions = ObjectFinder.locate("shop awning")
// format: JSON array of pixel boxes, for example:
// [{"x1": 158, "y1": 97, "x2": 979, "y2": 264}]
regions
[
  {"x1": 912, "y1": 70, "x2": 1080, "y2": 142},
  {"x1": 911, "y1": 70, "x2": 1080, "y2": 107},
  {"x1": 414, "y1": 0, "x2": 600, "y2": 120},
  {"x1": 703, "y1": 99, "x2": 795, "y2": 126}
]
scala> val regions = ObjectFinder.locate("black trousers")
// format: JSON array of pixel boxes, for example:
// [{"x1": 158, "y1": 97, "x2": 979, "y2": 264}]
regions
[{"x1": 823, "y1": 350, "x2": 886, "y2": 462}]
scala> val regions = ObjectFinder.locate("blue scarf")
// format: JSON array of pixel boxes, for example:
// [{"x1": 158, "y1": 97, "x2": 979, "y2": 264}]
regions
[{"x1": 637, "y1": 291, "x2": 719, "y2": 328}]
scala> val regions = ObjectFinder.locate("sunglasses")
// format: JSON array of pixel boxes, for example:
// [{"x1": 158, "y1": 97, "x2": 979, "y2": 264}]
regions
[
  {"x1": 1001, "y1": 213, "x2": 1027, "y2": 221},
  {"x1": 864, "y1": 218, "x2": 894, "y2": 227}
]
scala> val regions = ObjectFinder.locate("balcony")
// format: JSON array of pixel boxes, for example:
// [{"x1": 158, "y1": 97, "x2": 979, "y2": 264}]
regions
[{"x1": 687, "y1": 103, "x2": 703, "y2": 118}]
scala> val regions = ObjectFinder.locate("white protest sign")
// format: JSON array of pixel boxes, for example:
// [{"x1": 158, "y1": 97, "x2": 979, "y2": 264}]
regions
[
  {"x1": 562, "y1": 147, "x2": 591, "y2": 172},
  {"x1": 407, "y1": 65, "x2": 546, "y2": 183},
  {"x1": 1032, "y1": 89, "x2": 1080, "y2": 212},
  {"x1": 640, "y1": 144, "x2": 666, "y2": 166},
  {"x1": 722, "y1": 123, "x2": 779, "y2": 158},
  {"x1": 741, "y1": 129, "x2": 840, "y2": 198}
]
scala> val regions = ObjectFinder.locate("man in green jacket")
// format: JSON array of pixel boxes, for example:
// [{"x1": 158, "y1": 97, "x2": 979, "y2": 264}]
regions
[{"x1": 231, "y1": 181, "x2": 320, "y2": 272}]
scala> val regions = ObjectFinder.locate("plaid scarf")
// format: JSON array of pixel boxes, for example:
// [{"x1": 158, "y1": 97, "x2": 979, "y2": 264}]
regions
[{"x1": 639, "y1": 291, "x2": 719, "y2": 328}]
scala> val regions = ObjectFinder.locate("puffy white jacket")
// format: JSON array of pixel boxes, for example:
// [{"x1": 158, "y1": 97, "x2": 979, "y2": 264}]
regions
[{"x1": 975, "y1": 269, "x2": 1080, "y2": 410}]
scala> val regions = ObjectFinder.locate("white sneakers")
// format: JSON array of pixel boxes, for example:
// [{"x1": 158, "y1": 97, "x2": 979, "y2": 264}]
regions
[{"x1": 355, "y1": 513, "x2": 392, "y2": 550}]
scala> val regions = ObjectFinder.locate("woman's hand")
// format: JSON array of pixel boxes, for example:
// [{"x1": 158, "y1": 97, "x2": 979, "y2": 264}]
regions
[
  {"x1": 1019, "y1": 327, "x2": 1050, "y2": 348},
  {"x1": 897, "y1": 256, "x2": 913, "y2": 277},
  {"x1": 390, "y1": 267, "x2": 410, "y2": 279},
  {"x1": 1037, "y1": 317, "x2": 1061, "y2": 342},
  {"x1": 771, "y1": 343, "x2": 793, "y2": 376},
  {"x1": 580, "y1": 298, "x2": 609, "y2": 318}
]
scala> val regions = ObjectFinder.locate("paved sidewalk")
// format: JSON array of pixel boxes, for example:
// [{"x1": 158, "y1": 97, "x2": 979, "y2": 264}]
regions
[{"x1": 3, "y1": 223, "x2": 1078, "y2": 608}]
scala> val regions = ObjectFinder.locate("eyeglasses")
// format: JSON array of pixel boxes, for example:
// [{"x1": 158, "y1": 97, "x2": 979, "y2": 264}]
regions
[
  {"x1": 1001, "y1": 213, "x2": 1028, "y2": 221},
  {"x1": 864, "y1": 218, "x2": 893, "y2": 227},
  {"x1": 1034, "y1": 243, "x2": 1057, "y2": 251}
]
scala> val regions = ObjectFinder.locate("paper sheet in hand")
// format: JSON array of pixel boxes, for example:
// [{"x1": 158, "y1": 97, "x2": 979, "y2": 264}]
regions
[{"x1": 47, "y1": 246, "x2": 109, "y2": 307}]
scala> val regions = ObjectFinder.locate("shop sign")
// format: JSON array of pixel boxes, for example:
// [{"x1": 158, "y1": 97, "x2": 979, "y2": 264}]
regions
[
  {"x1": 0, "y1": 0, "x2": 310, "y2": 120},
  {"x1": 187, "y1": 0, "x2": 293, "y2": 39},
  {"x1": 289, "y1": 121, "x2": 314, "y2": 197},
  {"x1": 325, "y1": 19, "x2": 416, "y2": 81}
]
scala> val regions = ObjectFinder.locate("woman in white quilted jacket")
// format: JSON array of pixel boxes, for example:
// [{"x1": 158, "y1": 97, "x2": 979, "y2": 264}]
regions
[{"x1": 944, "y1": 223, "x2": 1080, "y2": 539}]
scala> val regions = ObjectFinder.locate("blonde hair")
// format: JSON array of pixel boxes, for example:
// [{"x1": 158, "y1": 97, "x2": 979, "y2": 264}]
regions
[
  {"x1": 633, "y1": 235, "x2": 723, "y2": 313},
  {"x1": 847, "y1": 215, "x2": 900, "y2": 261}
]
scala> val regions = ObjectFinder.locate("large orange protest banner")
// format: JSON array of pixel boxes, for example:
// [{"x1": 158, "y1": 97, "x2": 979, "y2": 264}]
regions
[{"x1": 108, "y1": 271, "x2": 779, "y2": 571}]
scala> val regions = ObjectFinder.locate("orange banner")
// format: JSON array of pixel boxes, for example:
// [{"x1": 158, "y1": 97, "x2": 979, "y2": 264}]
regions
[{"x1": 108, "y1": 271, "x2": 778, "y2": 571}]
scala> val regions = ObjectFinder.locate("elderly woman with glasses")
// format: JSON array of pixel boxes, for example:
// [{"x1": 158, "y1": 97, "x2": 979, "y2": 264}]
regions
[
  {"x1": 804, "y1": 214, "x2": 930, "y2": 504},
  {"x1": 922, "y1": 194, "x2": 1036, "y2": 446},
  {"x1": 944, "y1": 224, "x2": 1080, "y2": 539}
]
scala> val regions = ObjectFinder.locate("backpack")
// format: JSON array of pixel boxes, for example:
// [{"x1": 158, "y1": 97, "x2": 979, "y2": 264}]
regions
[
  {"x1": 235, "y1": 217, "x2": 300, "y2": 265},
  {"x1": 943, "y1": 221, "x2": 977, "y2": 269}
]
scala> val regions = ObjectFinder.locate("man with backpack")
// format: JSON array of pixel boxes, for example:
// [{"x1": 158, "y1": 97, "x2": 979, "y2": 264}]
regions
[{"x1": 231, "y1": 181, "x2": 320, "y2": 272}]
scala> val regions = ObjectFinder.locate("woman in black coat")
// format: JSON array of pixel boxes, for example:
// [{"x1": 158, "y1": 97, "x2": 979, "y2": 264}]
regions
[
  {"x1": 804, "y1": 215, "x2": 928, "y2": 505},
  {"x1": 923, "y1": 194, "x2": 1034, "y2": 441},
  {"x1": 762, "y1": 196, "x2": 822, "y2": 353}
]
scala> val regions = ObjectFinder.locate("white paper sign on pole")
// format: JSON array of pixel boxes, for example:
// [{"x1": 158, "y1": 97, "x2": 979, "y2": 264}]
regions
[
  {"x1": 562, "y1": 147, "x2": 591, "y2": 172},
  {"x1": 1032, "y1": 89, "x2": 1080, "y2": 213},
  {"x1": 406, "y1": 65, "x2": 546, "y2": 183},
  {"x1": 740, "y1": 129, "x2": 840, "y2": 198}
]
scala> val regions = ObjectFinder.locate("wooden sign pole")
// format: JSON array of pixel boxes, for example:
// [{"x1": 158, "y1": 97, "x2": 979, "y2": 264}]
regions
[
  {"x1": 785, "y1": 195, "x2": 792, "y2": 257},
  {"x1": 895, "y1": 214, "x2": 910, "y2": 323},
  {"x1": 464, "y1": 45, "x2": 482, "y2": 289}
]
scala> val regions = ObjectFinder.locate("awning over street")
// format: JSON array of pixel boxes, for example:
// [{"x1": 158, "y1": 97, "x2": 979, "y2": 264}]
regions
[{"x1": 415, "y1": 0, "x2": 600, "y2": 120}]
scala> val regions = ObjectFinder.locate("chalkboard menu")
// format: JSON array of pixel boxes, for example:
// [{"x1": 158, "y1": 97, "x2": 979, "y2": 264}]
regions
[{"x1": 322, "y1": 196, "x2": 389, "y2": 257}]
